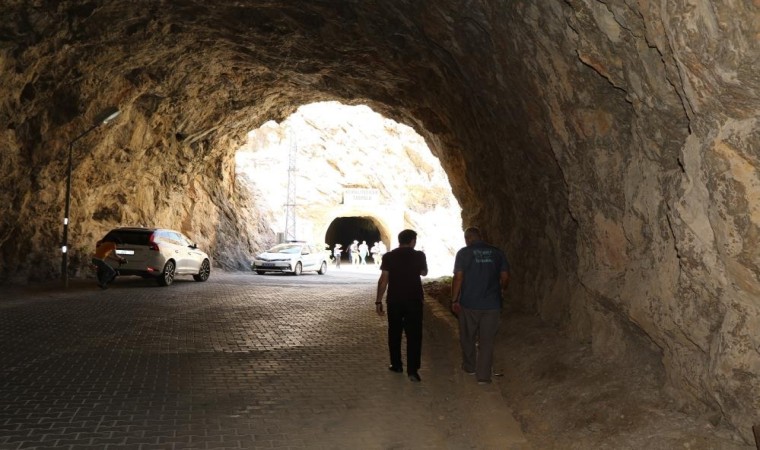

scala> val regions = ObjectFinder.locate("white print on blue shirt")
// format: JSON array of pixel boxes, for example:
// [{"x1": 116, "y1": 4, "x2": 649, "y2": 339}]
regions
[{"x1": 473, "y1": 249, "x2": 494, "y2": 264}]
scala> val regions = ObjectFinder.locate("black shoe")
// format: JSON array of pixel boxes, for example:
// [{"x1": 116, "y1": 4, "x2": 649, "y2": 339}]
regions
[
  {"x1": 388, "y1": 365, "x2": 403, "y2": 373},
  {"x1": 408, "y1": 372, "x2": 421, "y2": 382}
]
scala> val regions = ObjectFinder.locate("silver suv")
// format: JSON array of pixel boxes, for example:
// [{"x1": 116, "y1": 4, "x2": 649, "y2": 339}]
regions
[
  {"x1": 100, "y1": 227, "x2": 211, "y2": 286},
  {"x1": 252, "y1": 241, "x2": 328, "y2": 275}
]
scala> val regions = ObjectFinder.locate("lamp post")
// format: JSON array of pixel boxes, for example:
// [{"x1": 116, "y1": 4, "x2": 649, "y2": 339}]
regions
[{"x1": 61, "y1": 106, "x2": 121, "y2": 288}]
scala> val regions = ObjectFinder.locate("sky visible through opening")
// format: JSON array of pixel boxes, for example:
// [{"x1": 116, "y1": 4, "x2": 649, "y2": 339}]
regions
[{"x1": 235, "y1": 102, "x2": 463, "y2": 277}]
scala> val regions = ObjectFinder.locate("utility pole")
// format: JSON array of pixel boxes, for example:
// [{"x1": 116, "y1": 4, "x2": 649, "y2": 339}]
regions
[
  {"x1": 284, "y1": 131, "x2": 297, "y2": 241},
  {"x1": 61, "y1": 107, "x2": 121, "y2": 287}
]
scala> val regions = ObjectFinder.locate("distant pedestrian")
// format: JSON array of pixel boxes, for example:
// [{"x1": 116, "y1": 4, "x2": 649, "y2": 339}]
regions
[
  {"x1": 333, "y1": 243, "x2": 342, "y2": 268},
  {"x1": 375, "y1": 229, "x2": 428, "y2": 382},
  {"x1": 359, "y1": 240, "x2": 369, "y2": 265},
  {"x1": 378, "y1": 241, "x2": 387, "y2": 264},
  {"x1": 451, "y1": 227, "x2": 510, "y2": 384},
  {"x1": 91, "y1": 238, "x2": 127, "y2": 289},
  {"x1": 350, "y1": 240, "x2": 360, "y2": 265},
  {"x1": 370, "y1": 242, "x2": 380, "y2": 265}
]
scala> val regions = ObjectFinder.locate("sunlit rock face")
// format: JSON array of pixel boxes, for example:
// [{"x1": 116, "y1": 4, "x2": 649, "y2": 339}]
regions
[
  {"x1": 235, "y1": 102, "x2": 463, "y2": 277},
  {"x1": 0, "y1": 0, "x2": 758, "y2": 441}
]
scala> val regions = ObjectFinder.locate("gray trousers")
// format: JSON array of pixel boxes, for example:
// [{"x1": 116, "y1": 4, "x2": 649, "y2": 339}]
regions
[{"x1": 458, "y1": 307, "x2": 501, "y2": 381}]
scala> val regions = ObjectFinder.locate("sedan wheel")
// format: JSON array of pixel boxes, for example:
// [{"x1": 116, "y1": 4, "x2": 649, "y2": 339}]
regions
[
  {"x1": 293, "y1": 262, "x2": 302, "y2": 276},
  {"x1": 158, "y1": 260, "x2": 176, "y2": 286},
  {"x1": 317, "y1": 261, "x2": 327, "y2": 275},
  {"x1": 193, "y1": 259, "x2": 211, "y2": 282}
]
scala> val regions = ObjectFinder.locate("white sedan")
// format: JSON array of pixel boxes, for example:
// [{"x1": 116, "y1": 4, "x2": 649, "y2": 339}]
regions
[{"x1": 252, "y1": 242, "x2": 329, "y2": 275}]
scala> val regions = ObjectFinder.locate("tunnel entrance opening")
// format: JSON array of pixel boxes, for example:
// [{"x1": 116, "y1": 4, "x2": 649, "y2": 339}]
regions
[
  {"x1": 235, "y1": 101, "x2": 463, "y2": 276},
  {"x1": 324, "y1": 216, "x2": 383, "y2": 262}
]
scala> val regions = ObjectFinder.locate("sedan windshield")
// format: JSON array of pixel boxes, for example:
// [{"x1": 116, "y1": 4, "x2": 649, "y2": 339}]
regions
[{"x1": 267, "y1": 244, "x2": 303, "y2": 254}]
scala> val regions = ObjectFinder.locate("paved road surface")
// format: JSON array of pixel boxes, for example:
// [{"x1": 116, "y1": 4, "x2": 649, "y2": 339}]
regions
[{"x1": 0, "y1": 269, "x2": 526, "y2": 449}]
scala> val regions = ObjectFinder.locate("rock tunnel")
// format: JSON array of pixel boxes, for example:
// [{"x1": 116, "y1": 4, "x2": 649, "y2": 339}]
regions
[{"x1": 1, "y1": 0, "x2": 758, "y2": 442}]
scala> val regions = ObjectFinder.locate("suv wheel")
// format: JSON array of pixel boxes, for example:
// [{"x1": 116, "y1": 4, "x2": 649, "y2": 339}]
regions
[
  {"x1": 158, "y1": 260, "x2": 176, "y2": 286},
  {"x1": 193, "y1": 259, "x2": 210, "y2": 282}
]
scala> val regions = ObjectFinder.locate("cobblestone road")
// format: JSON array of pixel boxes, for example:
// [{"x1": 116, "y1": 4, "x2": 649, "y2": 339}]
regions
[{"x1": 0, "y1": 269, "x2": 526, "y2": 450}]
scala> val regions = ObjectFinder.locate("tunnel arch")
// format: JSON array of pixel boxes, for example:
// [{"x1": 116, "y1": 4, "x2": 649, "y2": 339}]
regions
[
  {"x1": 235, "y1": 101, "x2": 461, "y2": 272},
  {"x1": 321, "y1": 211, "x2": 394, "y2": 252},
  {"x1": 2, "y1": 1, "x2": 759, "y2": 440}
]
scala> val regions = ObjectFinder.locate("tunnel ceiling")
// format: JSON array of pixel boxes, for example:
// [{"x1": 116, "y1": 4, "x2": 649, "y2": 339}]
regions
[{"x1": 1, "y1": 0, "x2": 759, "y2": 442}]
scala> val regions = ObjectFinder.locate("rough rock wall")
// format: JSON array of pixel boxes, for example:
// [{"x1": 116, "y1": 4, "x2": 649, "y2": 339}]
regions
[
  {"x1": 0, "y1": 1, "x2": 278, "y2": 277},
  {"x1": 502, "y1": 1, "x2": 760, "y2": 439},
  {"x1": 0, "y1": 0, "x2": 758, "y2": 441}
]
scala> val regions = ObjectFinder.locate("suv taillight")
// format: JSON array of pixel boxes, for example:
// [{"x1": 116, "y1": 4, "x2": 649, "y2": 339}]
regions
[{"x1": 148, "y1": 233, "x2": 160, "y2": 251}]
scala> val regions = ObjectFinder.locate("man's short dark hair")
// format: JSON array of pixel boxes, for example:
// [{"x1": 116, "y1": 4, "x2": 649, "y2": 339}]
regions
[
  {"x1": 398, "y1": 229, "x2": 417, "y2": 245},
  {"x1": 464, "y1": 227, "x2": 482, "y2": 240}
]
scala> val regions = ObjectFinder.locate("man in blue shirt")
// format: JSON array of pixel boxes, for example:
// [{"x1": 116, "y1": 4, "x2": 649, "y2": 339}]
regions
[{"x1": 451, "y1": 227, "x2": 510, "y2": 384}]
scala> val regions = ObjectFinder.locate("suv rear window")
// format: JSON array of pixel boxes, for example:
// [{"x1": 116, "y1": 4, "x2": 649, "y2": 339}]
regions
[{"x1": 102, "y1": 229, "x2": 154, "y2": 246}]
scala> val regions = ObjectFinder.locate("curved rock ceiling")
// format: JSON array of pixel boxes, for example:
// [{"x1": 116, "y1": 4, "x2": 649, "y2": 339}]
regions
[{"x1": 1, "y1": 0, "x2": 758, "y2": 442}]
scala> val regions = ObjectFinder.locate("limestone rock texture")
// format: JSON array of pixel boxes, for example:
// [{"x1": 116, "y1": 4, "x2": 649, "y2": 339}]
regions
[{"x1": 0, "y1": 0, "x2": 758, "y2": 442}]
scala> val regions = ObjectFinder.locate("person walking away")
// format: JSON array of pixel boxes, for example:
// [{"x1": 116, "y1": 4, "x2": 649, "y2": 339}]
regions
[
  {"x1": 450, "y1": 227, "x2": 510, "y2": 384},
  {"x1": 350, "y1": 240, "x2": 360, "y2": 265},
  {"x1": 91, "y1": 238, "x2": 127, "y2": 289},
  {"x1": 375, "y1": 229, "x2": 428, "y2": 382},
  {"x1": 333, "y1": 243, "x2": 342, "y2": 268},
  {"x1": 378, "y1": 241, "x2": 387, "y2": 264},
  {"x1": 359, "y1": 240, "x2": 369, "y2": 265}
]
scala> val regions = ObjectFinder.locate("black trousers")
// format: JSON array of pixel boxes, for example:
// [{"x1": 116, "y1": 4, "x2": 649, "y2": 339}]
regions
[
  {"x1": 91, "y1": 258, "x2": 116, "y2": 286},
  {"x1": 387, "y1": 301, "x2": 423, "y2": 374}
]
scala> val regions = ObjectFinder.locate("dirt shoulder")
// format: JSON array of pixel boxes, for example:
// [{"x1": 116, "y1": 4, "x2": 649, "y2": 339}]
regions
[{"x1": 423, "y1": 278, "x2": 753, "y2": 450}]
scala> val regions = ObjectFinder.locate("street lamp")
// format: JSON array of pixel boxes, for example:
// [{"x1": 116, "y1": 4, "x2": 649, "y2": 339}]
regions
[{"x1": 61, "y1": 106, "x2": 121, "y2": 288}]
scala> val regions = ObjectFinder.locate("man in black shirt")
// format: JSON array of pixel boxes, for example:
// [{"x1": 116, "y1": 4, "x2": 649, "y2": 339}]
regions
[{"x1": 375, "y1": 229, "x2": 428, "y2": 382}]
